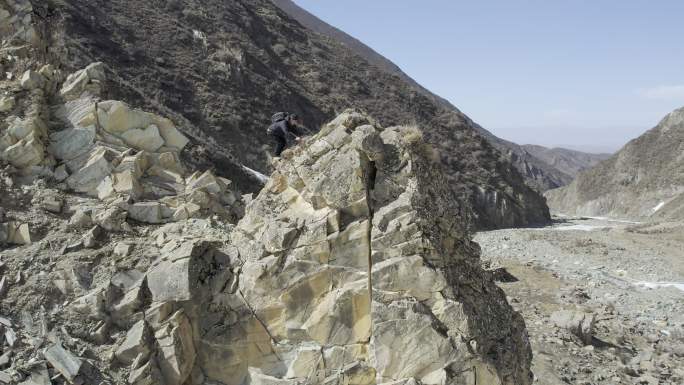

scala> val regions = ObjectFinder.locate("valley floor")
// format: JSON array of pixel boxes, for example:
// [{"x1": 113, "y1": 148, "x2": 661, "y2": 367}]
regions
[{"x1": 475, "y1": 217, "x2": 684, "y2": 385}]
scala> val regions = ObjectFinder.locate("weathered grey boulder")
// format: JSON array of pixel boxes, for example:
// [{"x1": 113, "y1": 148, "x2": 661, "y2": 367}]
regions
[
  {"x1": 68, "y1": 209, "x2": 93, "y2": 229},
  {"x1": 551, "y1": 309, "x2": 596, "y2": 345},
  {"x1": 116, "y1": 320, "x2": 153, "y2": 365},
  {"x1": 48, "y1": 126, "x2": 96, "y2": 161},
  {"x1": 127, "y1": 202, "x2": 164, "y2": 224},
  {"x1": 43, "y1": 344, "x2": 82, "y2": 382},
  {"x1": 20, "y1": 69, "x2": 45, "y2": 90}
]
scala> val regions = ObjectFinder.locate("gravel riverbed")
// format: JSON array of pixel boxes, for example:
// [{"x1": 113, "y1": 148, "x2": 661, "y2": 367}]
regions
[{"x1": 475, "y1": 216, "x2": 684, "y2": 384}]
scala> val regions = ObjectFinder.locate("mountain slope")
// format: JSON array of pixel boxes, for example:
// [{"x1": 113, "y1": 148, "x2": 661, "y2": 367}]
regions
[
  {"x1": 546, "y1": 107, "x2": 684, "y2": 220},
  {"x1": 522, "y1": 145, "x2": 611, "y2": 177},
  {"x1": 43, "y1": 0, "x2": 550, "y2": 229},
  {"x1": 483, "y1": 134, "x2": 574, "y2": 191},
  {"x1": 271, "y1": 0, "x2": 575, "y2": 192},
  {"x1": 270, "y1": 0, "x2": 456, "y2": 109}
]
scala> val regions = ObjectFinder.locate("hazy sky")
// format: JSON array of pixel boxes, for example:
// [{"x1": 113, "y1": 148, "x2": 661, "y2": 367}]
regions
[{"x1": 293, "y1": 0, "x2": 684, "y2": 152}]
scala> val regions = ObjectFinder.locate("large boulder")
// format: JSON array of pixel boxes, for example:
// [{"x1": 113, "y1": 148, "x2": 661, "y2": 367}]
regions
[
  {"x1": 75, "y1": 100, "x2": 189, "y2": 151},
  {"x1": 197, "y1": 110, "x2": 532, "y2": 384}
]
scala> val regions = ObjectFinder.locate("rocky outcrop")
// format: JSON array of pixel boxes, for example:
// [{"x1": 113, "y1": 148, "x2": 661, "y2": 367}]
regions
[
  {"x1": 0, "y1": 106, "x2": 531, "y2": 384},
  {"x1": 546, "y1": 107, "x2": 684, "y2": 220},
  {"x1": 0, "y1": 58, "x2": 241, "y2": 225},
  {"x1": 190, "y1": 110, "x2": 531, "y2": 384}
]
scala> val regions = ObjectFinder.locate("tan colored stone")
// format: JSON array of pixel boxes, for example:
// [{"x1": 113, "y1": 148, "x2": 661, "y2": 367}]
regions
[
  {"x1": 155, "y1": 310, "x2": 196, "y2": 385},
  {"x1": 0, "y1": 96, "x2": 14, "y2": 112},
  {"x1": 172, "y1": 203, "x2": 202, "y2": 221},
  {"x1": 2, "y1": 134, "x2": 44, "y2": 169},
  {"x1": 6, "y1": 222, "x2": 31, "y2": 245},
  {"x1": 328, "y1": 219, "x2": 369, "y2": 268},
  {"x1": 60, "y1": 62, "x2": 105, "y2": 100},
  {"x1": 66, "y1": 147, "x2": 118, "y2": 195},
  {"x1": 121, "y1": 124, "x2": 165, "y2": 152},
  {"x1": 302, "y1": 281, "x2": 370, "y2": 346}
]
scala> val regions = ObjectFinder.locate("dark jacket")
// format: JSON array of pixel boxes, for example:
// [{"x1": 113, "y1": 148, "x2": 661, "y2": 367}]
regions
[{"x1": 268, "y1": 119, "x2": 303, "y2": 139}]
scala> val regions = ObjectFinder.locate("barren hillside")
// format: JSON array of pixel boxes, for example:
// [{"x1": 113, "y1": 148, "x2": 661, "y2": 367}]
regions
[
  {"x1": 42, "y1": 0, "x2": 550, "y2": 229},
  {"x1": 546, "y1": 107, "x2": 684, "y2": 220},
  {"x1": 272, "y1": 0, "x2": 578, "y2": 193}
]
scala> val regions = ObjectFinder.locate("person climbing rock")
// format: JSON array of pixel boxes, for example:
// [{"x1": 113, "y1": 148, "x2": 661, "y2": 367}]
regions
[{"x1": 267, "y1": 112, "x2": 307, "y2": 157}]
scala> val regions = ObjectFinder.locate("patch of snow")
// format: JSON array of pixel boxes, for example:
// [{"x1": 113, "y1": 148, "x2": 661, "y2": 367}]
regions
[
  {"x1": 535, "y1": 224, "x2": 610, "y2": 231},
  {"x1": 192, "y1": 30, "x2": 208, "y2": 47},
  {"x1": 651, "y1": 201, "x2": 665, "y2": 213},
  {"x1": 242, "y1": 165, "x2": 269, "y2": 184},
  {"x1": 635, "y1": 281, "x2": 684, "y2": 292},
  {"x1": 584, "y1": 216, "x2": 641, "y2": 224}
]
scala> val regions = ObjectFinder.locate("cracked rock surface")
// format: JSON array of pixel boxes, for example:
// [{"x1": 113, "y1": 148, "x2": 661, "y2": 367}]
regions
[{"x1": 216, "y1": 111, "x2": 532, "y2": 384}]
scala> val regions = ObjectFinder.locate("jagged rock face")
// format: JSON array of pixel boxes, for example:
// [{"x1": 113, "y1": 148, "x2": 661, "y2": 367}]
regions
[
  {"x1": 191, "y1": 111, "x2": 531, "y2": 384},
  {"x1": 43, "y1": 0, "x2": 550, "y2": 230},
  {"x1": 546, "y1": 107, "x2": 684, "y2": 220}
]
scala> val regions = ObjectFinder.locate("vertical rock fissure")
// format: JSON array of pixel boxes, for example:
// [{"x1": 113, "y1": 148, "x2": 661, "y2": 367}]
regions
[{"x1": 364, "y1": 159, "x2": 377, "y2": 342}]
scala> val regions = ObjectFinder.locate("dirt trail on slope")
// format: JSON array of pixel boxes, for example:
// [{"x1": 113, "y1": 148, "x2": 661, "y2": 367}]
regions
[{"x1": 475, "y1": 217, "x2": 684, "y2": 385}]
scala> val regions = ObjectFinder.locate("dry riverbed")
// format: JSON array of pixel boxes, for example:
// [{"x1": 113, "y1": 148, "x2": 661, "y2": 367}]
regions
[{"x1": 475, "y1": 216, "x2": 684, "y2": 385}]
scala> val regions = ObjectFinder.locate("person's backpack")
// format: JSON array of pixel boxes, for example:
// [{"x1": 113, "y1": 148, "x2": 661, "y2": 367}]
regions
[
  {"x1": 267, "y1": 112, "x2": 289, "y2": 135},
  {"x1": 271, "y1": 112, "x2": 289, "y2": 123}
]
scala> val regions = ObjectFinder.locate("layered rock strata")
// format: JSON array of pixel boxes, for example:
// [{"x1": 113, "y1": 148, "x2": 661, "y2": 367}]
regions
[{"x1": 186, "y1": 110, "x2": 532, "y2": 384}]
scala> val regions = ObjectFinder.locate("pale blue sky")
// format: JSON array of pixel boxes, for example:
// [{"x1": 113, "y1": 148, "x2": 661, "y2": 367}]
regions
[{"x1": 293, "y1": 0, "x2": 684, "y2": 152}]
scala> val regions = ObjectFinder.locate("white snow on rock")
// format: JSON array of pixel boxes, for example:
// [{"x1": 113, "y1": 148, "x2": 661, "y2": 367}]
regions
[
  {"x1": 533, "y1": 224, "x2": 611, "y2": 232},
  {"x1": 584, "y1": 216, "x2": 641, "y2": 224},
  {"x1": 242, "y1": 165, "x2": 269, "y2": 184},
  {"x1": 651, "y1": 201, "x2": 665, "y2": 213},
  {"x1": 635, "y1": 281, "x2": 684, "y2": 293}
]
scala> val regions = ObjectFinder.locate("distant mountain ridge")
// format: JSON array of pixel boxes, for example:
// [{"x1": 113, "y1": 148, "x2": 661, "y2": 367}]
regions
[
  {"x1": 521, "y1": 145, "x2": 611, "y2": 177},
  {"x1": 546, "y1": 107, "x2": 684, "y2": 220},
  {"x1": 271, "y1": 0, "x2": 591, "y2": 192}
]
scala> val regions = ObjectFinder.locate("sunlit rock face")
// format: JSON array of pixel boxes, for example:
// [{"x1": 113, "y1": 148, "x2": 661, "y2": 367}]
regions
[{"x1": 196, "y1": 110, "x2": 533, "y2": 385}]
